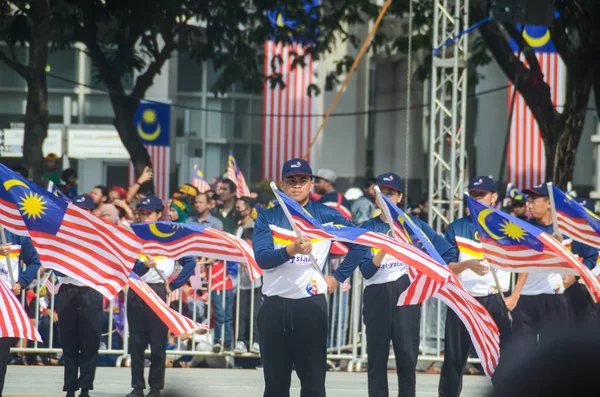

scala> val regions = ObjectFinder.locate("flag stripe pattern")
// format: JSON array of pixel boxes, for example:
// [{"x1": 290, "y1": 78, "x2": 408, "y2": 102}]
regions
[
  {"x1": 551, "y1": 184, "x2": 600, "y2": 249},
  {"x1": 507, "y1": 52, "x2": 565, "y2": 189},
  {"x1": 227, "y1": 152, "x2": 251, "y2": 198},
  {"x1": 376, "y1": 193, "x2": 500, "y2": 377},
  {"x1": 466, "y1": 196, "x2": 600, "y2": 302},
  {"x1": 128, "y1": 273, "x2": 207, "y2": 336},
  {"x1": 128, "y1": 145, "x2": 171, "y2": 201},
  {"x1": 0, "y1": 280, "x2": 42, "y2": 341},
  {"x1": 263, "y1": 42, "x2": 316, "y2": 181},
  {"x1": 192, "y1": 164, "x2": 210, "y2": 193},
  {"x1": 273, "y1": 189, "x2": 453, "y2": 284}
]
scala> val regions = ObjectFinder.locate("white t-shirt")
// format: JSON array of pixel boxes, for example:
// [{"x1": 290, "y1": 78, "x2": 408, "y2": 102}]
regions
[
  {"x1": 455, "y1": 236, "x2": 510, "y2": 297},
  {"x1": 363, "y1": 248, "x2": 407, "y2": 286},
  {"x1": 261, "y1": 225, "x2": 330, "y2": 299},
  {"x1": 139, "y1": 255, "x2": 175, "y2": 284},
  {"x1": 521, "y1": 272, "x2": 564, "y2": 295},
  {"x1": 0, "y1": 244, "x2": 21, "y2": 284}
]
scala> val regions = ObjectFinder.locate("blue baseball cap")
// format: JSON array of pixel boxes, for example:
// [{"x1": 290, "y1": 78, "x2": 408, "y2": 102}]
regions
[
  {"x1": 281, "y1": 158, "x2": 313, "y2": 179},
  {"x1": 576, "y1": 197, "x2": 595, "y2": 212},
  {"x1": 468, "y1": 176, "x2": 496, "y2": 193},
  {"x1": 523, "y1": 183, "x2": 549, "y2": 197},
  {"x1": 136, "y1": 195, "x2": 164, "y2": 212},
  {"x1": 377, "y1": 172, "x2": 403, "y2": 192},
  {"x1": 72, "y1": 194, "x2": 94, "y2": 210}
]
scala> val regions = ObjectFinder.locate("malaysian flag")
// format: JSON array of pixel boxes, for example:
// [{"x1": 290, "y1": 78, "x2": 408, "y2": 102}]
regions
[
  {"x1": 167, "y1": 287, "x2": 181, "y2": 306},
  {"x1": 0, "y1": 280, "x2": 42, "y2": 341},
  {"x1": 263, "y1": 2, "x2": 318, "y2": 181},
  {"x1": 507, "y1": 26, "x2": 565, "y2": 189},
  {"x1": 192, "y1": 163, "x2": 210, "y2": 193},
  {"x1": 128, "y1": 101, "x2": 171, "y2": 201},
  {"x1": 550, "y1": 184, "x2": 600, "y2": 249},
  {"x1": 0, "y1": 164, "x2": 143, "y2": 299},
  {"x1": 273, "y1": 188, "x2": 453, "y2": 284},
  {"x1": 227, "y1": 152, "x2": 251, "y2": 198},
  {"x1": 376, "y1": 192, "x2": 500, "y2": 377},
  {"x1": 130, "y1": 222, "x2": 262, "y2": 280},
  {"x1": 466, "y1": 195, "x2": 600, "y2": 302},
  {"x1": 128, "y1": 273, "x2": 207, "y2": 336}
]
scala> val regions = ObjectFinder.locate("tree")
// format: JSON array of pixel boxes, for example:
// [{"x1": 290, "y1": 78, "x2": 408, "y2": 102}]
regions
[
  {"x1": 0, "y1": 1, "x2": 64, "y2": 182},
  {"x1": 470, "y1": 0, "x2": 600, "y2": 188}
]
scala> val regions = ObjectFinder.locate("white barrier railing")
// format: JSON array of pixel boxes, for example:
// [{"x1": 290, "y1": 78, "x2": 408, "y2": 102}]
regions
[{"x1": 9, "y1": 260, "x2": 482, "y2": 370}]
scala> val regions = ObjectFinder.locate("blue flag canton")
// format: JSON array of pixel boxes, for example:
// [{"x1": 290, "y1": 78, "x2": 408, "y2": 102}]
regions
[
  {"x1": 508, "y1": 25, "x2": 557, "y2": 53},
  {"x1": 554, "y1": 188, "x2": 600, "y2": 234},
  {"x1": 134, "y1": 102, "x2": 171, "y2": 146},
  {"x1": 0, "y1": 163, "x2": 67, "y2": 235},
  {"x1": 267, "y1": 0, "x2": 319, "y2": 44},
  {"x1": 131, "y1": 221, "x2": 207, "y2": 243},
  {"x1": 193, "y1": 164, "x2": 206, "y2": 180},
  {"x1": 465, "y1": 195, "x2": 544, "y2": 251}
]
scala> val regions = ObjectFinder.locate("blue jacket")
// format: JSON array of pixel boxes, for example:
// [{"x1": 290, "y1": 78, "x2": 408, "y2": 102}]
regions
[
  {"x1": 253, "y1": 201, "x2": 367, "y2": 282},
  {"x1": 1, "y1": 229, "x2": 41, "y2": 288},
  {"x1": 360, "y1": 215, "x2": 457, "y2": 279},
  {"x1": 132, "y1": 255, "x2": 196, "y2": 290}
]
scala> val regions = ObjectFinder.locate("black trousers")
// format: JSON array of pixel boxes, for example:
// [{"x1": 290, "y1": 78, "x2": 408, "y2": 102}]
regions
[
  {"x1": 511, "y1": 293, "x2": 569, "y2": 354},
  {"x1": 258, "y1": 294, "x2": 328, "y2": 397},
  {"x1": 239, "y1": 287, "x2": 262, "y2": 347},
  {"x1": 128, "y1": 283, "x2": 168, "y2": 390},
  {"x1": 363, "y1": 275, "x2": 420, "y2": 397},
  {"x1": 564, "y1": 282, "x2": 599, "y2": 326},
  {"x1": 55, "y1": 284, "x2": 103, "y2": 392},
  {"x1": 0, "y1": 337, "x2": 18, "y2": 396},
  {"x1": 439, "y1": 293, "x2": 512, "y2": 397}
]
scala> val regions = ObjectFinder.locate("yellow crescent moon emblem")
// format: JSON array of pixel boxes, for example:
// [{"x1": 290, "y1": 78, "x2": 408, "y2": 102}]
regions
[
  {"x1": 149, "y1": 224, "x2": 176, "y2": 238},
  {"x1": 277, "y1": 13, "x2": 284, "y2": 27},
  {"x1": 477, "y1": 209, "x2": 505, "y2": 241},
  {"x1": 523, "y1": 28, "x2": 551, "y2": 49},
  {"x1": 137, "y1": 109, "x2": 161, "y2": 141},
  {"x1": 3, "y1": 179, "x2": 30, "y2": 190}
]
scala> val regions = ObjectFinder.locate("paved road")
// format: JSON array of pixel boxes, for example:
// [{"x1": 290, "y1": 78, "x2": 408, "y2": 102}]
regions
[{"x1": 3, "y1": 367, "x2": 491, "y2": 397}]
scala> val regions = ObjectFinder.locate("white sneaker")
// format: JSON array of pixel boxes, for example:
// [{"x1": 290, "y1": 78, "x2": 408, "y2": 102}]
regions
[
  {"x1": 250, "y1": 342, "x2": 260, "y2": 354},
  {"x1": 234, "y1": 341, "x2": 248, "y2": 354},
  {"x1": 212, "y1": 342, "x2": 223, "y2": 353}
]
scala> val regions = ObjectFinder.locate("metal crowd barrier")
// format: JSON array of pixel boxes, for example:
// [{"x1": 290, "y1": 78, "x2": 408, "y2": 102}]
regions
[{"x1": 9, "y1": 260, "x2": 486, "y2": 371}]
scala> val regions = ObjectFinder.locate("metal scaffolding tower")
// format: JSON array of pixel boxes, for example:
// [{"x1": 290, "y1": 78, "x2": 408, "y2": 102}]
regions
[{"x1": 427, "y1": 0, "x2": 470, "y2": 233}]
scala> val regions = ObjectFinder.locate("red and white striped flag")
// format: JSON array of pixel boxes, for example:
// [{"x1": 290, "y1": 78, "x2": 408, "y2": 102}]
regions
[
  {"x1": 192, "y1": 163, "x2": 210, "y2": 193},
  {"x1": 128, "y1": 144, "x2": 171, "y2": 201},
  {"x1": 207, "y1": 227, "x2": 263, "y2": 281},
  {"x1": 0, "y1": 280, "x2": 42, "y2": 341},
  {"x1": 166, "y1": 287, "x2": 181, "y2": 306},
  {"x1": 0, "y1": 165, "x2": 144, "y2": 300},
  {"x1": 227, "y1": 152, "x2": 251, "y2": 198},
  {"x1": 128, "y1": 273, "x2": 207, "y2": 336},
  {"x1": 507, "y1": 29, "x2": 565, "y2": 189},
  {"x1": 263, "y1": 42, "x2": 316, "y2": 181}
]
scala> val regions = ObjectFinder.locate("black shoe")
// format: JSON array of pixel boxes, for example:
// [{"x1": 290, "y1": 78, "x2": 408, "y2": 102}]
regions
[
  {"x1": 125, "y1": 389, "x2": 144, "y2": 397},
  {"x1": 80, "y1": 389, "x2": 90, "y2": 397},
  {"x1": 145, "y1": 389, "x2": 161, "y2": 397},
  {"x1": 8, "y1": 356, "x2": 24, "y2": 365},
  {"x1": 66, "y1": 392, "x2": 76, "y2": 397}
]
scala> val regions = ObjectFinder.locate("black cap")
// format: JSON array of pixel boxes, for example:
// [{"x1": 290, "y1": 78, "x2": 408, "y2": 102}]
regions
[
  {"x1": 136, "y1": 195, "x2": 164, "y2": 212},
  {"x1": 523, "y1": 183, "x2": 549, "y2": 197},
  {"x1": 281, "y1": 158, "x2": 313, "y2": 179},
  {"x1": 73, "y1": 194, "x2": 94, "y2": 210},
  {"x1": 376, "y1": 172, "x2": 403, "y2": 192},
  {"x1": 468, "y1": 176, "x2": 496, "y2": 193}
]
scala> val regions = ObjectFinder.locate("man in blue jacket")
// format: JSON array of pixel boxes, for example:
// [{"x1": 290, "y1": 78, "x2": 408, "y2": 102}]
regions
[
  {"x1": 0, "y1": 228, "x2": 41, "y2": 396},
  {"x1": 253, "y1": 158, "x2": 367, "y2": 397},
  {"x1": 126, "y1": 195, "x2": 196, "y2": 397},
  {"x1": 360, "y1": 172, "x2": 456, "y2": 397}
]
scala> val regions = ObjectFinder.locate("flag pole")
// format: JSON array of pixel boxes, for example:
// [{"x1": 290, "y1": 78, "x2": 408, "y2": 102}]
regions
[
  {"x1": 0, "y1": 225, "x2": 16, "y2": 286},
  {"x1": 547, "y1": 182, "x2": 560, "y2": 235},
  {"x1": 269, "y1": 182, "x2": 324, "y2": 277},
  {"x1": 490, "y1": 266, "x2": 512, "y2": 323}
]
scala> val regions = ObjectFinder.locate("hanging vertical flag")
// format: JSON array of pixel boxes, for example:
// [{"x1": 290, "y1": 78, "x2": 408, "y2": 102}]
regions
[
  {"x1": 227, "y1": 151, "x2": 251, "y2": 198},
  {"x1": 191, "y1": 162, "x2": 210, "y2": 193},
  {"x1": 128, "y1": 101, "x2": 171, "y2": 200},
  {"x1": 507, "y1": 25, "x2": 565, "y2": 189},
  {"x1": 263, "y1": 1, "x2": 319, "y2": 181},
  {"x1": 0, "y1": 280, "x2": 42, "y2": 341}
]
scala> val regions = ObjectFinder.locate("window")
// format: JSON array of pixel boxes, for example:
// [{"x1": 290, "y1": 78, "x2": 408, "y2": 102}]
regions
[
  {"x1": 0, "y1": 46, "x2": 27, "y2": 88},
  {"x1": 47, "y1": 49, "x2": 78, "y2": 89},
  {"x1": 233, "y1": 99, "x2": 251, "y2": 140},
  {"x1": 177, "y1": 54, "x2": 203, "y2": 92}
]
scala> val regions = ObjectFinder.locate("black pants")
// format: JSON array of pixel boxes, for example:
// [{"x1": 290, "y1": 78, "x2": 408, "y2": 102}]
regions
[
  {"x1": 511, "y1": 293, "x2": 569, "y2": 354},
  {"x1": 439, "y1": 294, "x2": 512, "y2": 397},
  {"x1": 363, "y1": 275, "x2": 420, "y2": 397},
  {"x1": 258, "y1": 294, "x2": 328, "y2": 397},
  {"x1": 239, "y1": 287, "x2": 262, "y2": 347},
  {"x1": 55, "y1": 284, "x2": 103, "y2": 392},
  {"x1": 564, "y1": 282, "x2": 599, "y2": 326},
  {"x1": 128, "y1": 283, "x2": 168, "y2": 390},
  {"x1": 0, "y1": 337, "x2": 17, "y2": 396}
]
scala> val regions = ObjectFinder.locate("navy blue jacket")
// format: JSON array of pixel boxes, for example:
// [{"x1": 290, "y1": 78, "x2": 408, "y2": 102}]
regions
[
  {"x1": 360, "y1": 215, "x2": 457, "y2": 279},
  {"x1": 1, "y1": 229, "x2": 41, "y2": 288}
]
